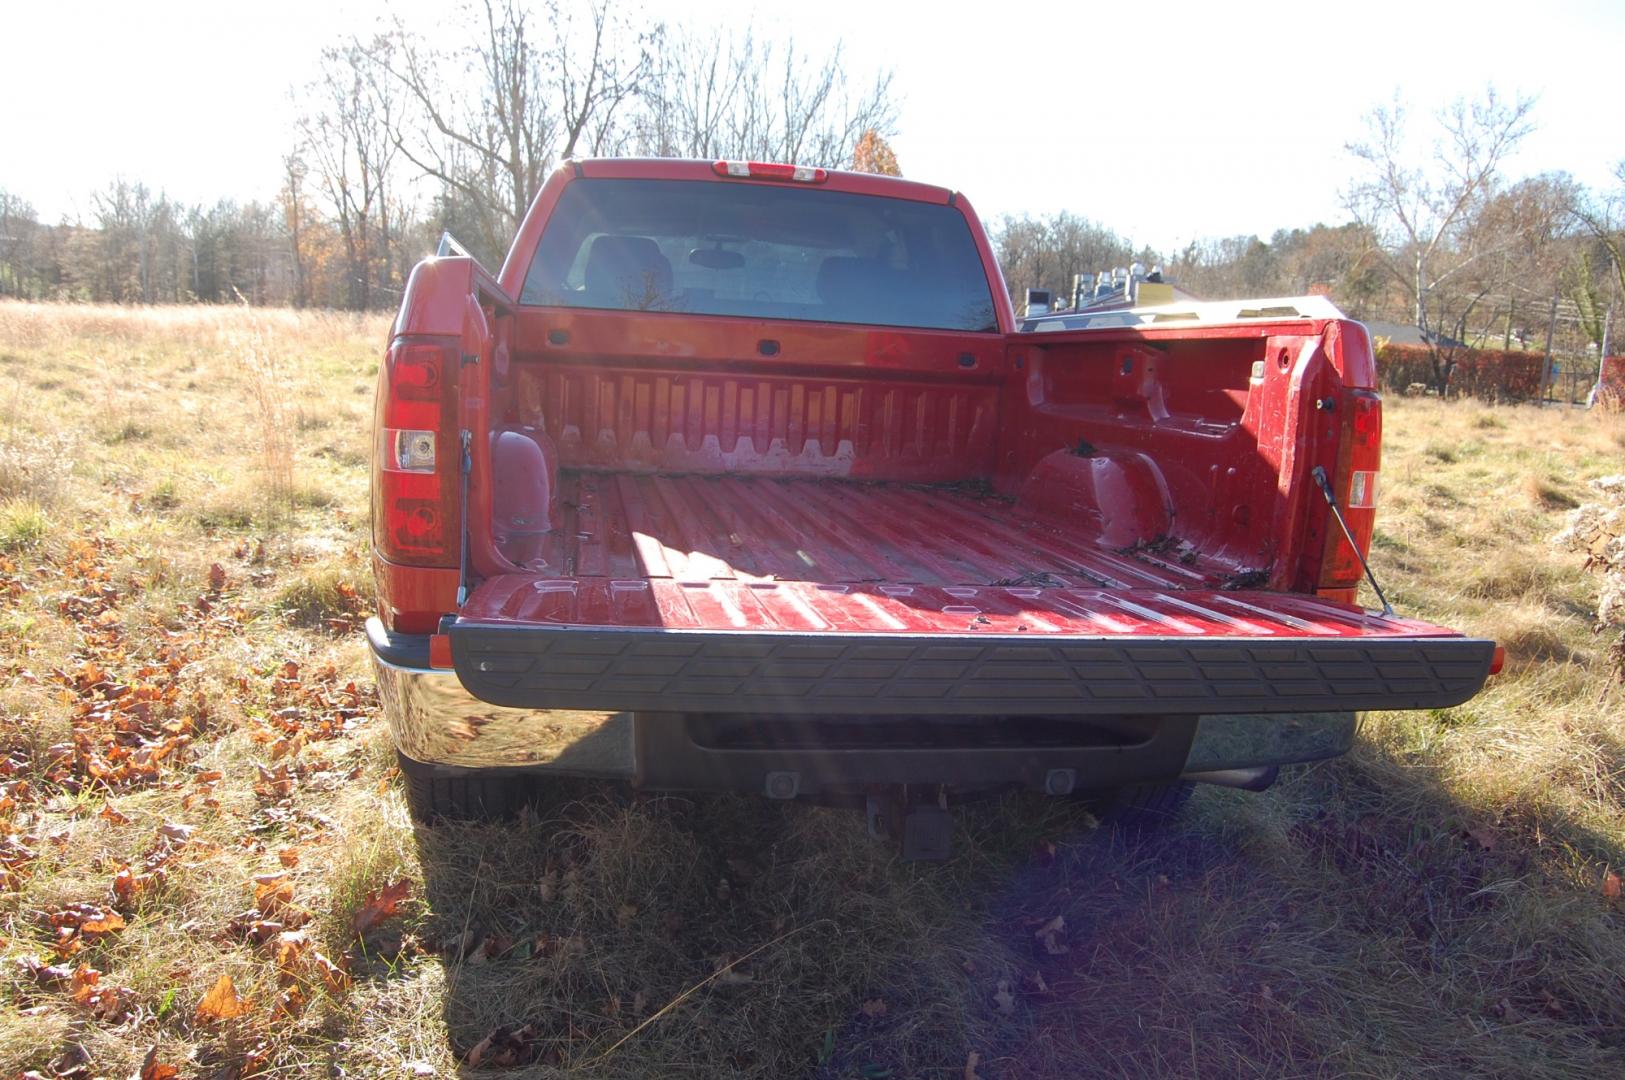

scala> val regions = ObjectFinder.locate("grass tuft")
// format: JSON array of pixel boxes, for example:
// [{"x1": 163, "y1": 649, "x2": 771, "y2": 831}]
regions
[
  {"x1": 0, "y1": 498, "x2": 48, "y2": 550},
  {"x1": 274, "y1": 565, "x2": 370, "y2": 629},
  {"x1": 1525, "y1": 473, "x2": 1581, "y2": 510}
]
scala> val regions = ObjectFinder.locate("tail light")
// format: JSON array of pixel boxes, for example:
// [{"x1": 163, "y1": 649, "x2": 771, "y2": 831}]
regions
[
  {"x1": 372, "y1": 339, "x2": 460, "y2": 568},
  {"x1": 712, "y1": 160, "x2": 828, "y2": 183},
  {"x1": 1317, "y1": 389, "x2": 1382, "y2": 593}
]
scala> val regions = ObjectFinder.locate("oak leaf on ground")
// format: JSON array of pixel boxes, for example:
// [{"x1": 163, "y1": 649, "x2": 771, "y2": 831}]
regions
[
  {"x1": 137, "y1": 1046, "x2": 180, "y2": 1080},
  {"x1": 352, "y1": 877, "x2": 412, "y2": 935},
  {"x1": 195, "y1": 974, "x2": 252, "y2": 1021}
]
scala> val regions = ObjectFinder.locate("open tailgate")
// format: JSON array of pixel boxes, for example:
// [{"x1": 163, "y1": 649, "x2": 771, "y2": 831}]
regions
[{"x1": 448, "y1": 579, "x2": 1493, "y2": 716}]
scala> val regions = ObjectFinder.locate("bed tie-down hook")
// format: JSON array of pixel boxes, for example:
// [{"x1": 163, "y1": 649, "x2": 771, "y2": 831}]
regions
[{"x1": 1311, "y1": 465, "x2": 1393, "y2": 616}]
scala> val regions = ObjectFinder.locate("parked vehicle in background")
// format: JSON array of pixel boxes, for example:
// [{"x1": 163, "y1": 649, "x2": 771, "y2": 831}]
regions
[{"x1": 368, "y1": 159, "x2": 1497, "y2": 857}]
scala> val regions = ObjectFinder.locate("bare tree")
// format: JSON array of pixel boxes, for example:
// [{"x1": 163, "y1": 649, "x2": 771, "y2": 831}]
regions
[
  {"x1": 1469, "y1": 173, "x2": 1579, "y2": 348},
  {"x1": 0, "y1": 192, "x2": 42, "y2": 299},
  {"x1": 280, "y1": 154, "x2": 311, "y2": 308},
  {"x1": 376, "y1": 0, "x2": 651, "y2": 262},
  {"x1": 993, "y1": 212, "x2": 1138, "y2": 306},
  {"x1": 635, "y1": 29, "x2": 894, "y2": 168},
  {"x1": 1344, "y1": 87, "x2": 1538, "y2": 387},
  {"x1": 1572, "y1": 160, "x2": 1625, "y2": 310},
  {"x1": 299, "y1": 36, "x2": 405, "y2": 309}
]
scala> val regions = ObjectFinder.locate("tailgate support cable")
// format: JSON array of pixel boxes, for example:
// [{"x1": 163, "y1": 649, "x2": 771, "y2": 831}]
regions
[
  {"x1": 1311, "y1": 465, "x2": 1393, "y2": 615},
  {"x1": 456, "y1": 430, "x2": 472, "y2": 606}
]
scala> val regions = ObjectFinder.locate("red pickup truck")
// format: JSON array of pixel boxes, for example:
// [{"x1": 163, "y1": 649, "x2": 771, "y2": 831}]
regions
[{"x1": 368, "y1": 158, "x2": 1495, "y2": 856}]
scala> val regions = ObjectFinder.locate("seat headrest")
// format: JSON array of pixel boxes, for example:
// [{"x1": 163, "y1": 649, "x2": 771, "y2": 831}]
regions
[
  {"x1": 815, "y1": 256, "x2": 891, "y2": 307},
  {"x1": 819, "y1": 256, "x2": 897, "y2": 319},
  {"x1": 584, "y1": 235, "x2": 673, "y2": 307}
]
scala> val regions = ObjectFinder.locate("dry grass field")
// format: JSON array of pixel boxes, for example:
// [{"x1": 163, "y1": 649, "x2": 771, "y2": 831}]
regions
[{"x1": 0, "y1": 301, "x2": 1621, "y2": 1079}]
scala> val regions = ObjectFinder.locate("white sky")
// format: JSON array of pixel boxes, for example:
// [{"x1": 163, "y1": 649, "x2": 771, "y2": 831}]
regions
[{"x1": 5, "y1": 0, "x2": 1622, "y2": 253}]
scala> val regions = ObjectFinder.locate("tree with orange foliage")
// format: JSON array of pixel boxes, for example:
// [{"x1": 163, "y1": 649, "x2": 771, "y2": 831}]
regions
[{"x1": 852, "y1": 129, "x2": 901, "y2": 177}]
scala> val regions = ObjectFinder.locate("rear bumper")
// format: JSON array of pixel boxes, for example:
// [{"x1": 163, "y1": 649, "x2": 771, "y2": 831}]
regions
[{"x1": 370, "y1": 618, "x2": 1366, "y2": 794}]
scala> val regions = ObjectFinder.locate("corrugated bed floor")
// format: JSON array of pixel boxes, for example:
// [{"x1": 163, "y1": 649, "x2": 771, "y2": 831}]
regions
[
  {"x1": 523, "y1": 470, "x2": 1216, "y2": 590},
  {"x1": 468, "y1": 470, "x2": 1432, "y2": 636}
]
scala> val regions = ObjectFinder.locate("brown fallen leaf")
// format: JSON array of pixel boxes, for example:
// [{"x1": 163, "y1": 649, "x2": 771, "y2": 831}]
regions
[
  {"x1": 275, "y1": 985, "x2": 307, "y2": 1019},
  {"x1": 138, "y1": 1046, "x2": 180, "y2": 1080},
  {"x1": 237, "y1": 1040, "x2": 272, "y2": 1078},
  {"x1": 312, "y1": 950, "x2": 352, "y2": 994},
  {"x1": 1604, "y1": 871, "x2": 1621, "y2": 899},
  {"x1": 860, "y1": 998, "x2": 887, "y2": 1018},
  {"x1": 992, "y1": 979, "x2": 1016, "y2": 1016},
  {"x1": 1034, "y1": 914, "x2": 1069, "y2": 956},
  {"x1": 271, "y1": 930, "x2": 311, "y2": 978},
  {"x1": 98, "y1": 803, "x2": 132, "y2": 826},
  {"x1": 277, "y1": 846, "x2": 300, "y2": 868},
  {"x1": 68, "y1": 964, "x2": 132, "y2": 1020},
  {"x1": 352, "y1": 878, "x2": 412, "y2": 935},
  {"x1": 18, "y1": 956, "x2": 76, "y2": 987},
  {"x1": 964, "y1": 1050, "x2": 982, "y2": 1080},
  {"x1": 47, "y1": 903, "x2": 127, "y2": 954},
  {"x1": 254, "y1": 875, "x2": 295, "y2": 916},
  {"x1": 208, "y1": 563, "x2": 228, "y2": 593},
  {"x1": 253, "y1": 763, "x2": 296, "y2": 800},
  {"x1": 62, "y1": 904, "x2": 126, "y2": 934},
  {"x1": 195, "y1": 974, "x2": 253, "y2": 1021},
  {"x1": 713, "y1": 954, "x2": 755, "y2": 986},
  {"x1": 464, "y1": 1023, "x2": 537, "y2": 1068},
  {"x1": 112, "y1": 866, "x2": 157, "y2": 906}
]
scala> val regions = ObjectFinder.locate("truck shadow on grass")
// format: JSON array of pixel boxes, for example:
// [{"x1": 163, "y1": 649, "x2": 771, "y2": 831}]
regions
[{"x1": 398, "y1": 750, "x2": 1625, "y2": 1079}]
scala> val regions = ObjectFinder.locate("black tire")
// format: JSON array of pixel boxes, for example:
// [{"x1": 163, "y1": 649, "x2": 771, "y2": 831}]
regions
[
  {"x1": 398, "y1": 752, "x2": 536, "y2": 823},
  {"x1": 1080, "y1": 780, "x2": 1195, "y2": 832}
]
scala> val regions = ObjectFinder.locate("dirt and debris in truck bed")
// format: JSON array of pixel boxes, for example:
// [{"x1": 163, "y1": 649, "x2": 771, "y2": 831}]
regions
[
  {"x1": 989, "y1": 570, "x2": 1074, "y2": 588},
  {"x1": 1219, "y1": 567, "x2": 1271, "y2": 590},
  {"x1": 898, "y1": 476, "x2": 1003, "y2": 500}
]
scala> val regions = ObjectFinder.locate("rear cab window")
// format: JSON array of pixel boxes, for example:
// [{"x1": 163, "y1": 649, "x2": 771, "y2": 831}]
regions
[{"x1": 520, "y1": 178, "x2": 998, "y2": 333}]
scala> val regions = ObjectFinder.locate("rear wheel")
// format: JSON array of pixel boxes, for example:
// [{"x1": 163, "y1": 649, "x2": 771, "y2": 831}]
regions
[
  {"x1": 1080, "y1": 780, "x2": 1194, "y2": 831},
  {"x1": 398, "y1": 752, "x2": 537, "y2": 823}
]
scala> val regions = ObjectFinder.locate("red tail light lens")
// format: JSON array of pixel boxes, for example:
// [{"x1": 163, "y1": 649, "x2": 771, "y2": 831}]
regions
[
  {"x1": 712, "y1": 160, "x2": 828, "y2": 183},
  {"x1": 1318, "y1": 390, "x2": 1382, "y2": 591},
  {"x1": 372, "y1": 340, "x2": 460, "y2": 567}
]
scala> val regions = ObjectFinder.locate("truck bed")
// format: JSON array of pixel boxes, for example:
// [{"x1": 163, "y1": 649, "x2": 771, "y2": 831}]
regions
[
  {"x1": 465, "y1": 468, "x2": 1443, "y2": 641},
  {"x1": 476, "y1": 469, "x2": 1219, "y2": 628},
  {"x1": 453, "y1": 469, "x2": 1493, "y2": 717}
]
